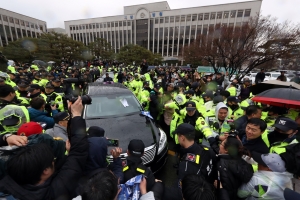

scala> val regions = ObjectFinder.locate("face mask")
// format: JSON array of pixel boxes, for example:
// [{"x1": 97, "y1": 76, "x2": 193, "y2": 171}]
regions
[
  {"x1": 229, "y1": 104, "x2": 239, "y2": 110},
  {"x1": 185, "y1": 95, "x2": 190, "y2": 99},
  {"x1": 30, "y1": 92, "x2": 41, "y2": 98},
  {"x1": 273, "y1": 130, "x2": 290, "y2": 141}
]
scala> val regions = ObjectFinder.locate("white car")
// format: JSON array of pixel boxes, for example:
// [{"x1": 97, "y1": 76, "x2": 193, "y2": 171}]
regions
[{"x1": 265, "y1": 72, "x2": 290, "y2": 82}]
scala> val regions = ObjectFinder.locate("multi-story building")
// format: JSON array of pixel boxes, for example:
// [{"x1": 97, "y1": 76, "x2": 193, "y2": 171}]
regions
[
  {"x1": 0, "y1": 7, "x2": 47, "y2": 47},
  {"x1": 65, "y1": 0, "x2": 262, "y2": 60}
]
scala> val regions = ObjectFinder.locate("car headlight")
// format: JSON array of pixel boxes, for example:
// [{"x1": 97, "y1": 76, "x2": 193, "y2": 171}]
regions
[{"x1": 158, "y1": 128, "x2": 167, "y2": 154}]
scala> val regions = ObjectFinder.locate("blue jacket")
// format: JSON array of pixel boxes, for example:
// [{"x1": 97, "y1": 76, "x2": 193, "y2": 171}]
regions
[{"x1": 28, "y1": 108, "x2": 58, "y2": 129}]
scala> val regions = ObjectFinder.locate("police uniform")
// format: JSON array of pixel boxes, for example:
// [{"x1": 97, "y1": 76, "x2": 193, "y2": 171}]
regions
[
  {"x1": 122, "y1": 140, "x2": 155, "y2": 191},
  {"x1": 174, "y1": 124, "x2": 215, "y2": 183},
  {"x1": 263, "y1": 117, "x2": 299, "y2": 154},
  {"x1": 178, "y1": 101, "x2": 213, "y2": 144},
  {"x1": 44, "y1": 83, "x2": 64, "y2": 112}
]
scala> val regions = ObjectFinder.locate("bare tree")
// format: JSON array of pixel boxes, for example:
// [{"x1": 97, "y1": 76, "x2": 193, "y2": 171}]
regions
[{"x1": 183, "y1": 15, "x2": 300, "y2": 79}]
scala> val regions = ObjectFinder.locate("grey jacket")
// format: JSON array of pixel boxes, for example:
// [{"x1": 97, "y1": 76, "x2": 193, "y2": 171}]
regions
[{"x1": 45, "y1": 124, "x2": 68, "y2": 141}]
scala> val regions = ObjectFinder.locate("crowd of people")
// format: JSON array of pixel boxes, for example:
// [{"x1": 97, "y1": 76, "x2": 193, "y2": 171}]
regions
[{"x1": 0, "y1": 59, "x2": 300, "y2": 200}]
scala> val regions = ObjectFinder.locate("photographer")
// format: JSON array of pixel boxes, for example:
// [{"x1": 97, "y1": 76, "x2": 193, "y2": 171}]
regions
[{"x1": 0, "y1": 97, "x2": 89, "y2": 200}]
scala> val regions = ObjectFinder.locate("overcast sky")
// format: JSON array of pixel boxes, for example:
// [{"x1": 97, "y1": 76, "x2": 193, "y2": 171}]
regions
[{"x1": 1, "y1": 0, "x2": 298, "y2": 28}]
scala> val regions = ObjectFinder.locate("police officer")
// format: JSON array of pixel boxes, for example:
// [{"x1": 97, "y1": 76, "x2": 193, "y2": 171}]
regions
[
  {"x1": 15, "y1": 81, "x2": 29, "y2": 99},
  {"x1": 51, "y1": 77, "x2": 65, "y2": 94},
  {"x1": 177, "y1": 101, "x2": 212, "y2": 145},
  {"x1": 122, "y1": 139, "x2": 155, "y2": 191},
  {"x1": 264, "y1": 106, "x2": 286, "y2": 132},
  {"x1": 264, "y1": 117, "x2": 298, "y2": 154},
  {"x1": 174, "y1": 123, "x2": 215, "y2": 183},
  {"x1": 226, "y1": 96, "x2": 243, "y2": 120},
  {"x1": 28, "y1": 84, "x2": 47, "y2": 100},
  {"x1": 44, "y1": 82, "x2": 64, "y2": 113}
]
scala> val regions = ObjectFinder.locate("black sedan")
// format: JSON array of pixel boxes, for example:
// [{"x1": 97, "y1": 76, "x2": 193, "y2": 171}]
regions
[{"x1": 83, "y1": 83, "x2": 168, "y2": 173}]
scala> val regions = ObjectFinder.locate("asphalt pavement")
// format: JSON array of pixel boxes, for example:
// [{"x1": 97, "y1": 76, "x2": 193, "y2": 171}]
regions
[{"x1": 154, "y1": 138, "x2": 178, "y2": 187}]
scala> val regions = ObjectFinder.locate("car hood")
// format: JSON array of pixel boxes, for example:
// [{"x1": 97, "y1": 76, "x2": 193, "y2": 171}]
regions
[{"x1": 86, "y1": 114, "x2": 156, "y2": 152}]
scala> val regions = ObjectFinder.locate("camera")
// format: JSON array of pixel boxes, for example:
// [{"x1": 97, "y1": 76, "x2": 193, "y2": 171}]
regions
[{"x1": 66, "y1": 95, "x2": 92, "y2": 105}]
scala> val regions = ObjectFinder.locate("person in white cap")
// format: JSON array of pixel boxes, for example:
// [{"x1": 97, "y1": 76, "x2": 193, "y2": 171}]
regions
[{"x1": 238, "y1": 152, "x2": 293, "y2": 200}]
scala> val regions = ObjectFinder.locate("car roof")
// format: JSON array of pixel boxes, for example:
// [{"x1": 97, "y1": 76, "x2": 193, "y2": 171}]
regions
[{"x1": 87, "y1": 82, "x2": 132, "y2": 95}]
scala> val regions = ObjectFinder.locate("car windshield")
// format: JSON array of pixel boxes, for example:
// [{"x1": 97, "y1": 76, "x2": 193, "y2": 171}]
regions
[{"x1": 85, "y1": 94, "x2": 142, "y2": 118}]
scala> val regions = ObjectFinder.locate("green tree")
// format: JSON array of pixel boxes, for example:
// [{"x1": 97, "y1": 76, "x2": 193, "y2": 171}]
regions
[
  {"x1": 117, "y1": 44, "x2": 163, "y2": 65},
  {"x1": 2, "y1": 37, "x2": 36, "y2": 63},
  {"x1": 1, "y1": 32, "x2": 87, "y2": 64},
  {"x1": 87, "y1": 38, "x2": 113, "y2": 60}
]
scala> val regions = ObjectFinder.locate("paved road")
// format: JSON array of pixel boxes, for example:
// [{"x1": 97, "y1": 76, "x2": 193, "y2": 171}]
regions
[{"x1": 154, "y1": 138, "x2": 178, "y2": 187}]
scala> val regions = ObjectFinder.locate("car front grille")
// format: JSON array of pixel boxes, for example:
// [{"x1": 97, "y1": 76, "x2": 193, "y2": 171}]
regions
[
  {"x1": 107, "y1": 144, "x2": 156, "y2": 165},
  {"x1": 141, "y1": 145, "x2": 156, "y2": 165}
]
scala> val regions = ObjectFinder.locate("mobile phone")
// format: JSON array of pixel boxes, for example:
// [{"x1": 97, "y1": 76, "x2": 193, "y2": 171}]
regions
[{"x1": 107, "y1": 139, "x2": 119, "y2": 147}]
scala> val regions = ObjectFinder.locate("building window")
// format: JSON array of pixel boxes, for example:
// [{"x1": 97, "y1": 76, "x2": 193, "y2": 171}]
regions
[
  {"x1": 224, "y1": 11, "x2": 229, "y2": 18},
  {"x1": 79, "y1": 25, "x2": 82, "y2": 30},
  {"x1": 107, "y1": 23, "x2": 110, "y2": 28},
  {"x1": 70, "y1": 26, "x2": 72, "y2": 31},
  {"x1": 39, "y1": 25, "x2": 43, "y2": 31},
  {"x1": 192, "y1": 14, "x2": 197, "y2": 21},
  {"x1": 31, "y1": 23, "x2": 34, "y2": 28},
  {"x1": 170, "y1": 16, "x2": 174, "y2": 23},
  {"x1": 26, "y1": 22, "x2": 29, "y2": 27},
  {"x1": 186, "y1": 15, "x2": 191, "y2": 22},
  {"x1": 217, "y1": 12, "x2": 223, "y2": 19},
  {"x1": 82, "y1": 25, "x2": 85, "y2": 29},
  {"x1": 115, "y1": 22, "x2": 118, "y2": 27},
  {"x1": 9, "y1": 17, "x2": 14, "y2": 23},
  {"x1": 76, "y1": 26, "x2": 78, "y2": 30},
  {"x1": 155, "y1": 18, "x2": 158, "y2": 24},
  {"x1": 181, "y1": 15, "x2": 185, "y2": 22},
  {"x1": 93, "y1": 24, "x2": 95, "y2": 29},
  {"x1": 165, "y1": 17, "x2": 169, "y2": 23},
  {"x1": 127, "y1": 21, "x2": 131, "y2": 26},
  {"x1": 111, "y1": 22, "x2": 114, "y2": 27},
  {"x1": 175, "y1": 16, "x2": 180, "y2": 22},
  {"x1": 231, "y1": 11, "x2": 236, "y2": 18},
  {"x1": 21, "y1": 20, "x2": 25, "y2": 26},
  {"x1": 244, "y1": 9, "x2": 251, "y2": 17},
  {"x1": 100, "y1": 23, "x2": 103, "y2": 28},
  {"x1": 210, "y1": 13, "x2": 216, "y2": 20},
  {"x1": 104, "y1": 23, "x2": 107, "y2": 28},
  {"x1": 237, "y1": 10, "x2": 244, "y2": 18},
  {"x1": 96, "y1": 23, "x2": 99, "y2": 28},
  {"x1": 160, "y1": 18, "x2": 164, "y2": 23},
  {"x1": 123, "y1": 21, "x2": 126, "y2": 26},
  {"x1": 2, "y1": 15, "x2": 8, "y2": 22},
  {"x1": 35, "y1": 24, "x2": 38, "y2": 29},
  {"x1": 119, "y1": 21, "x2": 122, "y2": 27},
  {"x1": 15, "y1": 19, "x2": 19, "y2": 24},
  {"x1": 204, "y1": 13, "x2": 209, "y2": 20},
  {"x1": 198, "y1": 14, "x2": 203, "y2": 20},
  {"x1": 89, "y1": 24, "x2": 92, "y2": 29}
]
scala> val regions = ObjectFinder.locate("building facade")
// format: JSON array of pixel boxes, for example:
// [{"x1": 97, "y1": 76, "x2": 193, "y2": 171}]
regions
[
  {"x1": 65, "y1": 0, "x2": 262, "y2": 60},
  {"x1": 0, "y1": 8, "x2": 47, "y2": 47}
]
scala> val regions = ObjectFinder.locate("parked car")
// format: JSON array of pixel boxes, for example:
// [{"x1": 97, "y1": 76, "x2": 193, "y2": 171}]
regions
[
  {"x1": 265, "y1": 72, "x2": 290, "y2": 82},
  {"x1": 83, "y1": 83, "x2": 168, "y2": 173}
]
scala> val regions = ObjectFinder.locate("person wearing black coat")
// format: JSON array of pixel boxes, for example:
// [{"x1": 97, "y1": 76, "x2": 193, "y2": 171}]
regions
[
  {"x1": 217, "y1": 136, "x2": 254, "y2": 200},
  {"x1": 0, "y1": 97, "x2": 89, "y2": 200}
]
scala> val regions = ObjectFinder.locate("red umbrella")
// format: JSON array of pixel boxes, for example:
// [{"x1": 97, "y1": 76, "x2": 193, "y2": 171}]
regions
[{"x1": 252, "y1": 88, "x2": 300, "y2": 108}]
